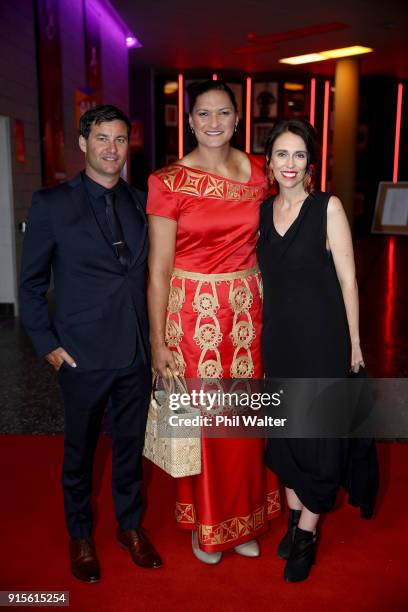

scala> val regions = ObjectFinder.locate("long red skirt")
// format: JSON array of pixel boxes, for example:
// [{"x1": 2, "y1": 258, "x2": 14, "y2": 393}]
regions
[{"x1": 166, "y1": 266, "x2": 280, "y2": 553}]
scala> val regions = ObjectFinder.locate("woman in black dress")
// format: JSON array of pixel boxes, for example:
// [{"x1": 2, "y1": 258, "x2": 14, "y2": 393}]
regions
[{"x1": 257, "y1": 119, "x2": 365, "y2": 582}]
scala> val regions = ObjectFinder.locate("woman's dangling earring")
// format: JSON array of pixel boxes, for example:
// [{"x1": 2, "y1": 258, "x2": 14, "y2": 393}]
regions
[
  {"x1": 234, "y1": 124, "x2": 238, "y2": 133},
  {"x1": 265, "y1": 161, "x2": 278, "y2": 193},
  {"x1": 190, "y1": 126, "x2": 195, "y2": 135},
  {"x1": 265, "y1": 158, "x2": 277, "y2": 190},
  {"x1": 303, "y1": 166, "x2": 313, "y2": 192}
]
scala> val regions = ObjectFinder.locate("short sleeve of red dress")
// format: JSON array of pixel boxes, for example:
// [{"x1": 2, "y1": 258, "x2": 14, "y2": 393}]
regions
[{"x1": 147, "y1": 172, "x2": 180, "y2": 221}]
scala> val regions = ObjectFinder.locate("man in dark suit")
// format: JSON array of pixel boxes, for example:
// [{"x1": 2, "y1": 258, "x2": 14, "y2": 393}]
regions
[{"x1": 20, "y1": 105, "x2": 162, "y2": 582}]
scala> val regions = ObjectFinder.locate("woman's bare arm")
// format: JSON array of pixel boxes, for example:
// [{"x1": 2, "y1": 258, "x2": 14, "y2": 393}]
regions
[
  {"x1": 327, "y1": 196, "x2": 364, "y2": 372},
  {"x1": 147, "y1": 215, "x2": 179, "y2": 376}
]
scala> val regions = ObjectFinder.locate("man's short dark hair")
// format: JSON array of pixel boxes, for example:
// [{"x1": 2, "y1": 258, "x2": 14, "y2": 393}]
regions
[{"x1": 79, "y1": 105, "x2": 131, "y2": 139}]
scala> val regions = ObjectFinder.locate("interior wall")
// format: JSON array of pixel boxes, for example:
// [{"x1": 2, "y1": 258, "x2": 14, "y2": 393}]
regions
[
  {"x1": 59, "y1": 0, "x2": 130, "y2": 179},
  {"x1": 129, "y1": 66, "x2": 155, "y2": 190},
  {"x1": 0, "y1": 0, "x2": 42, "y2": 287}
]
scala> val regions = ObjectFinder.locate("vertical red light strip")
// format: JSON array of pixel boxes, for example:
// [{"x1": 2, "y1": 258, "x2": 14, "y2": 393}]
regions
[
  {"x1": 384, "y1": 236, "x2": 395, "y2": 374},
  {"x1": 392, "y1": 83, "x2": 403, "y2": 183},
  {"x1": 245, "y1": 77, "x2": 252, "y2": 154},
  {"x1": 309, "y1": 78, "x2": 316, "y2": 126},
  {"x1": 178, "y1": 73, "x2": 184, "y2": 160},
  {"x1": 321, "y1": 80, "x2": 330, "y2": 192},
  {"x1": 212, "y1": 73, "x2": 218, "y2": 81}
]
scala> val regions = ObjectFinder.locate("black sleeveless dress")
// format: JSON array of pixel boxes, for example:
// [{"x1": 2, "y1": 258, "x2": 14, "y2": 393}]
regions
[{"x1": 257, "y1": 191, "x2": 350, "y2": 514}]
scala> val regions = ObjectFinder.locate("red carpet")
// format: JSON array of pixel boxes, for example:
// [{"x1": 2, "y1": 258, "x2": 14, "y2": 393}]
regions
[{"x1": 0, "y1": 437, "x2": 406, "y2": 611}]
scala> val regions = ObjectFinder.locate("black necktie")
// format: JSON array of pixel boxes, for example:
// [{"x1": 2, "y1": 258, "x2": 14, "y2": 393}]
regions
[{"x1": 104, "y1": 192, "x2": 131, "y2": 268}]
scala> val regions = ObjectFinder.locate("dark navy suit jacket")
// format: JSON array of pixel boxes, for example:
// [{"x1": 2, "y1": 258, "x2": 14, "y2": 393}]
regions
[{"x1": 20, "y1": 173, "x2": 150, "y2": 370}]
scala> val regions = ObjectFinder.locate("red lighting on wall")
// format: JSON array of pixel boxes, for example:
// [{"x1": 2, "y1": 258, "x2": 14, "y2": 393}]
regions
[
  {"x1": 392, "y1": 83, "x2": 403, "y2": 183},
  {"x1": 309, "y1": 78, "x2": 316, "y2": 126},
  {"x1": 245, "y1": 77, "x2": 252, "y2": 153},
  {"x1": 178, "y1": 73, "x2": 184, "y2": 159},
  {"x1": 321, "y1": 80, "x2": 330, "y2": 191},
  {"x1": 384, "y1": 236, "x2": 395, "y2": 373},
  {"x1": 212, "y1": 73, "x2": 218, "y2": 81}
]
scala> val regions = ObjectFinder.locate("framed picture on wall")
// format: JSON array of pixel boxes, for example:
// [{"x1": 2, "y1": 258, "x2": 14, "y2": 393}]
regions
[
  {"x1": 283, "y1": 90, "x2": 308, "y2": 118},
  {"x1": 371, "y1": 182, "x2": 408, "y2": 235},
  {"x1": 253, "y1": 122, "x2": 274, "y2": 154},
  {"x1": 165, "y1": 104, "x2": 177, "y2": 127},
  {"x1": 253, "y1": 82, "x2": 278, "y2": 119}
]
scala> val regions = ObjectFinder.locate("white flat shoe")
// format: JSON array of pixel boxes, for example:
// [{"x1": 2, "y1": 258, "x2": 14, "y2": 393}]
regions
[
  {"x1": 234, "y1": 539, "x2": 260, "y2": 557},
  {"x1": 192, "y1": 531, "x2": 222, "y2": 565}
]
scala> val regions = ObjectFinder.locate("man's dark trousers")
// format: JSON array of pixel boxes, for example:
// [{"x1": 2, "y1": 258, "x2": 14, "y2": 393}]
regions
[{"x1": 60, "y1": 356, "x2": 150, "y2": 538}]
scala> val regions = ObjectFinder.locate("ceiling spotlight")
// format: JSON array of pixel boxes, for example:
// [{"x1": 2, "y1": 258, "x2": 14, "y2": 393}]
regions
[
  {"x1": 164, "y1": 81, "x2": 178, "y2": 95},
  {"x1": 320, "y1": 46, "x2": 373, "y2": 59},
  {"x1": 279, "y1": 53, "x2": 326, "y2": 65},
  {"x1": 125, "y1": 35, "x2": 142, "y2": 48},
  {"x1": 279, "y1": 46, "x2": 373, "y2": 65}
]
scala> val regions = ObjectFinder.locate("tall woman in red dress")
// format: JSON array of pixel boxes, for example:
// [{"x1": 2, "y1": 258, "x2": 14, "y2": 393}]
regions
[{"x1": 147, "y1": 80, "x2": 280, "y2": 563}]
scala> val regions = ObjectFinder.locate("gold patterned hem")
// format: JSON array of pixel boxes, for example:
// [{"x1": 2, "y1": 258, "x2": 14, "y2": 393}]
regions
[
  {"x1": 175, "y1": 492, "x2": 280, "y2": 548},
  {"x1": 267, "y1": 489, "x2": 281, "y2": 517}
]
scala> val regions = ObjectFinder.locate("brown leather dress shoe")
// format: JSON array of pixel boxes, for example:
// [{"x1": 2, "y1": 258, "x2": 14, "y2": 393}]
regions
[
  {"x1": 70, "y1": 538, "x2": 100, "y2": 583},
  {"x1": 117, "y1": 528, "x2": 163, "y2": 569}
]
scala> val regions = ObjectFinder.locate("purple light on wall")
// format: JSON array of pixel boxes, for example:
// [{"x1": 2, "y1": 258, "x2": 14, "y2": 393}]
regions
[
  {"x1": 125, "y1": 35, "x2": 141, "y2": 48},
  {"x1": 96, "y1": 0, "x2": 142, "y2": 48}
]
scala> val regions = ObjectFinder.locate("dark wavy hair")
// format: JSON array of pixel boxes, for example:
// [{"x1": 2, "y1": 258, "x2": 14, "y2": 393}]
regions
[
  {"x1": 265, "y1": 119, "x2": 320, "y2": 167},
  {"x1": 188, "y1": 80, "x2": 238, "y2": 113},
  {"x1": 79, "y1": 104, "x2": 131, "y2": 139}
]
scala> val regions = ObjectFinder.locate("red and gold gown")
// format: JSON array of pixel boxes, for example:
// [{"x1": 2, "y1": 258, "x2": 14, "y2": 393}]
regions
[{"x1": 147, "y1": 155, "x2": 280, "y2": 552}]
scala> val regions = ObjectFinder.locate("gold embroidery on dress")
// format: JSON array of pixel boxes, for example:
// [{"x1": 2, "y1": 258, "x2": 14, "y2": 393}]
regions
[
  {"x1": 165, "y1": 277, "x2": 186, "y2": 375},
  {"x1": 203, "y1": 176, "x2": 225, "y2": 199},
  {"x1": 267, "y1": 489, "x2": 281, "y2": 516},
  {"x1": 155, "y1": 166, "x2": 262, "y2": 201},
  {"x1": 200, "y1": 506, "x2": 265, "y2": 546},
  {"x1": 242, "y1": 185, "x2": 261, "y2": 200},
  {"x1": 180, "y1": 172, "x2": 206, "y2": 196},
  {"x1": 173, "y1": 265, "x2": 259, "y2": 282},
  {"x1": 166, "y1": 268, "x2": 261, "y2": 380},
  {"x1": 175, "y1": 489, "x2": 281, "y2": 545},
  {"x1": 226, "y1": 183, "x2": 242, "y2": 200},
  {"x1": 229, "y1": 278, "x2": 255, "y2": 378},
  {"x1": 175, "y1": 502, "x2": 196, "y2": 524},
  {"x1": 255, "y1": 273, "x2": 263, "y2": 300},
  {"x1": 155, "y1": 165, "x2": 181, "y2": 191},
  {"x1": 192, "y1": 281, "x2": 223, "y2": 378}
]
